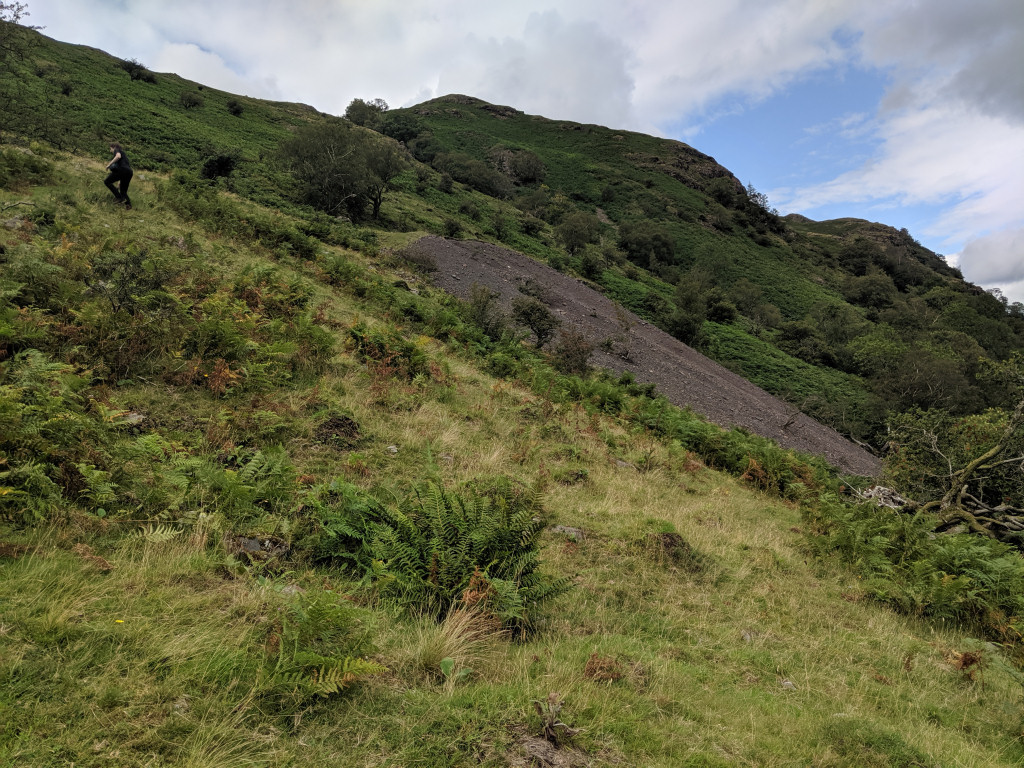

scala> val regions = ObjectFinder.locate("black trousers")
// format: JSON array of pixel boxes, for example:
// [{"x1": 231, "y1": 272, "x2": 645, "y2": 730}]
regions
[{"x1": 104, "y1": 168, "x2": 133, "y2": 205}]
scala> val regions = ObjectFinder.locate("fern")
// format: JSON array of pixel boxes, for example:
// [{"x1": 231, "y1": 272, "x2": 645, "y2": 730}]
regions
[
  {"x1": 133, "y1": 523, "x2": 184, "y2": 544},
  {"x1": 279, "y1": 656, "x2": 385, "y2": 698},
  {"x1": 306, "y1": 479, "x2": 571, "y2": 628},
  {"x1": 269, "y1": 592, "x2": 383, "y2": 701}
]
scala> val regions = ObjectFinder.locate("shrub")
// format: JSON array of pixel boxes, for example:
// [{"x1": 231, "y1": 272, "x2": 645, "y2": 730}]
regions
[
  {"x1": 554, "y1": 212, "x2": 600, "y2": 255},
  {"x1": 200, "y1": 153, "x2": 237, "y2": 179},
  {"x1": 433, "y1": 152, "x2": 512, "y2": 199},
  {"x1": 226, "y1": 98, "x2": 244, "y2": 116},
  {"x1": 0, "y1": 148, "x2": 53, "y2": 189},
  {"x1": 116, "y1": 58, "x2": 156, "y2": 83},
  {"x1": 462, "y1": 284, "x2": 508, "y2": 342},
  {"x1": 306, "y1": 481, "x2": 570, "y2": 629},
  {"x1": 442, "y1": 217, "x2": 462, "y2": 238},
  {"x1": 552, "y1": 328, "x2": 593, "y2": 375},
  {"x1": 806, "y1": 496, "x2": 1024, "y2": 641},
  {"x1": 0, "y1": 350, "x2": 110, "y2": 523},
  {"x1": 346, "y1": 322, "x2": 430, "y2": 381},
  {"x1": 179, "y1": 90, "x2": 204, "y2": 109}
]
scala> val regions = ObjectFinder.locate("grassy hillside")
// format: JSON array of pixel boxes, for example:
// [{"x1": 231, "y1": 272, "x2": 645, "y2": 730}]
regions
[
  {"x1": 4, "y1": 27, "x2": 1024, "y2": 766},
  {"x1": 8, "y1": 30, "x2": 1024, "y2": 452},
  {"x1": 2, "y1": 146, "x2": 1024, "y2": 768}
]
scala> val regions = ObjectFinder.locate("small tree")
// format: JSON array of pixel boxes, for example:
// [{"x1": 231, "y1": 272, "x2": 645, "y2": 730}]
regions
[
  {"x1": 379, "y1": 112, "x2": 423, "y2": 144},
  {"x1": 179, "y1": 90, "x2": 203, "y2": 109},
  {"x1": 463, "y1": 284, "x2": 508, "y2": 341},
  {"x1": 365, "y1": 138, "x2": 407, "y2": 219},
  {"x1": 555, "y1": 211, "x2": 600, "y2": 256},
  {"x1": 512, "y1": 296, "x2": 560, "y2": 349},
  {"x1": 1, "y1": 2, "x2": 39, "y2": 120},
  {"x1": 280, "y1": 120, "x2": 371, "y2": 218},
  {"x1": 552, "y1": 328, "x2": 593, "y2": 375},
  {"x1": 885, "y1": 355, "x2": 1024, "y2": 543}
]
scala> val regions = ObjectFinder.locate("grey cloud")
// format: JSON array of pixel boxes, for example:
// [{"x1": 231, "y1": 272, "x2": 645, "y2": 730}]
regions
[
  {"x1": 437, "y1": 10, "x2": 634, "y2": 128},
  {"x1": 861, "y1": 0, "x2": 1024, "y2": 121},
  {"x1": 958, "y1": 228, "x2": 1024, "y2": 285}
]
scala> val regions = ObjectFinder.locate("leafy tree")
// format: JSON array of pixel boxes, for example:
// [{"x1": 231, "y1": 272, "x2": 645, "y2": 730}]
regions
[
  {"x1": 0, "y1": 2, "x2": 34, "y2": 63},
  {"x1": 462, "y1": 284, "x2": 508, "y2": 341},
  {"x1": 668, "y1": 274, "x2": 709, "y2": 346},
  {"x1": 511, "y1": 296, "x2": 560, "y2": 348},
  {"x1": 836, "y1": 238, "x2": 881, "y2": 276},
  {"x1": 364, "y1": 138, "x2": 408, "y2": 219},
  {"x1": 433, "y1": 152, "x2": 512, "y2": 198},
  {"x1": 885, "y1": 356, "x2": 1024, "y2": 542},
  {"x1": 344, "y1": 97, "x2": 388, "y2": 128},
  {"x1": 775, "y1": 320, "x2": 838, "y2": 368},
  {"x1": 844, "y1": 271, "x2": 897, "y2": 310},
  {"x1": 705, "y1": 177, "x2": 738, "y2": 207},
  {"x1": 0, "y1": 1, "x2": 38, "y2": 123},
  {"x1": 378, "y1": 112, "x2": 423, "y2": 144},
  {"x1": 618, "y1": 222, "x2": 675, "y2": 267},
  {"x1": 200, "y1": 152, "x2": 237, "y2": 180},
  {"x1": 487, "y1": 145, "x2": 546, "y2": 185},
  {"x1": 554, "y1": 211, "x2": 600, "y2": 255},
  {"x1": 280, "y1": 121, "x2": 405, "y2": 220},
  {"x1": 281, "y1": 120, "x2": 370, "y2": 217},
  {"x1": 179, "y1": 90, "x2": 203, "y2": 109}
]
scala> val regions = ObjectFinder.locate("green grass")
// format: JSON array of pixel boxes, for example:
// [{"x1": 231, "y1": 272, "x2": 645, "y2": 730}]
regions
[{"x1": 2, "y1": 151, "x2": 1024, "y2": 766}]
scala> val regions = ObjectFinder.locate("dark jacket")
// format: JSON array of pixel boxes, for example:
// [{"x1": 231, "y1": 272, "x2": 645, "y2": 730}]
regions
[{"x1": 110, "y1": 150, "x2": 131, "y2": 172}]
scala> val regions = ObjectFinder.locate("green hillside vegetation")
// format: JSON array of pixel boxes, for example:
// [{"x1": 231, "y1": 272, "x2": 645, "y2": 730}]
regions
[
  {"x1": 390, "y1": 95, "x2": 1024, "y2": 443},
  {"x1": 3, "y1": 23, "x2": 1024, "y2": 766}
]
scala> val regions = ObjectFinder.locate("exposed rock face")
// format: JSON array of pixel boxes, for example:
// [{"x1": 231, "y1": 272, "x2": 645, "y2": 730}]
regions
[{"x1": 415, "y1": 236, "x2": 881, "y2": 477}]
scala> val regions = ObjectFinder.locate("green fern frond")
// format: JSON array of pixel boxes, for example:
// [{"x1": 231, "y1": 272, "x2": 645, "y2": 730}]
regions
[{"x1": 131, "y1": 523, "x2": 183, "y2": 543}]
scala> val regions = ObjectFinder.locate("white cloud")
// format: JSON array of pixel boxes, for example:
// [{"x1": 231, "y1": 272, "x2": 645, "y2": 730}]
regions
[
  {"x1": 626, "y1": 0, "x2": 857, "y2": 128},
  {"x1": 776, "y1": 0, "x2": 1024, "y2": 304},
  {"x1": 779, "y1": 104, "x2": 1024, "y2": 239},
  {"x1": 150, "y1": 42, "x2": 279, "y2": 99}
]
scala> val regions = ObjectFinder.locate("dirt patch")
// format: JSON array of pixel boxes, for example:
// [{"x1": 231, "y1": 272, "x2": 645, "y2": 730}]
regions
[
  {"x1": 0, "y1": 542, "x2": 28, "y2": 559},
  {"x1": 583, "y1": 653, "x2": 625, "y2": 682},
  {"x1": 314, "y1": 413, "x2": 362, "y2": 450},
  {"x1": 417, "y1": 235, "x2": 880, "y2": 477},
  {"x1": 508, "y1": 735, "x2": 593, "y2": 767}
]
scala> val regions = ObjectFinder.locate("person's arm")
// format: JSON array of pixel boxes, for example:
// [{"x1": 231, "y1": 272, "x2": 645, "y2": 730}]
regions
[{"x1": 106, "y1": 152, "x2": 121, "y2": 170}]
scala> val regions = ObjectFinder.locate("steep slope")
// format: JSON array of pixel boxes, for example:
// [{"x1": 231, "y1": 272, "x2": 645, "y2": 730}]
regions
[
  {"x1": 414, "y1": 235, "x2": 880, "y2": 476},
  {"x1": 3, "y1": 144, "x2": 1024, "y2": 768},
  {"x1": 8, "y1": 30, "x2": 1023, "y2": 450},
  {"x1": 395, "y1": 95, "x2": 1024, "y2": 443}
]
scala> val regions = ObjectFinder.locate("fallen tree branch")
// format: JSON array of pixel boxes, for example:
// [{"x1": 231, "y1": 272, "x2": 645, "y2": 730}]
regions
[{"x1": 1, "y1": 200, "x2": 36, "y2": 212}]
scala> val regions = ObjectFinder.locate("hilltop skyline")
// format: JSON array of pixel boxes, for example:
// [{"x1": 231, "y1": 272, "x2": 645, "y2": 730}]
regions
[{"x1": 25, "y1": 0, "x2": 1024, "y2": 303}]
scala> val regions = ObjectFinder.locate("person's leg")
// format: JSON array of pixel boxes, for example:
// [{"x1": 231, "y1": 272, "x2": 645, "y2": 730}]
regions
[
  {"x1": 120, "y1": 170, "x2": 133, "y2": 209},
  {"x1": 104, "y1": 171, "x2": 123, "y2": 200}
]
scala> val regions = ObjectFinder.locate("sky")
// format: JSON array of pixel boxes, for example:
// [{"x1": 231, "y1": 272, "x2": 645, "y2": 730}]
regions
[{"x1": 24, "y1": 0, "x2": 1024, "y2": 304}]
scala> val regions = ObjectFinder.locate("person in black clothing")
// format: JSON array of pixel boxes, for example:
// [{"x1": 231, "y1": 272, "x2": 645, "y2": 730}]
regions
[{"x1": 104, "y1": 142, "x2": 133, "y2": 209}]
